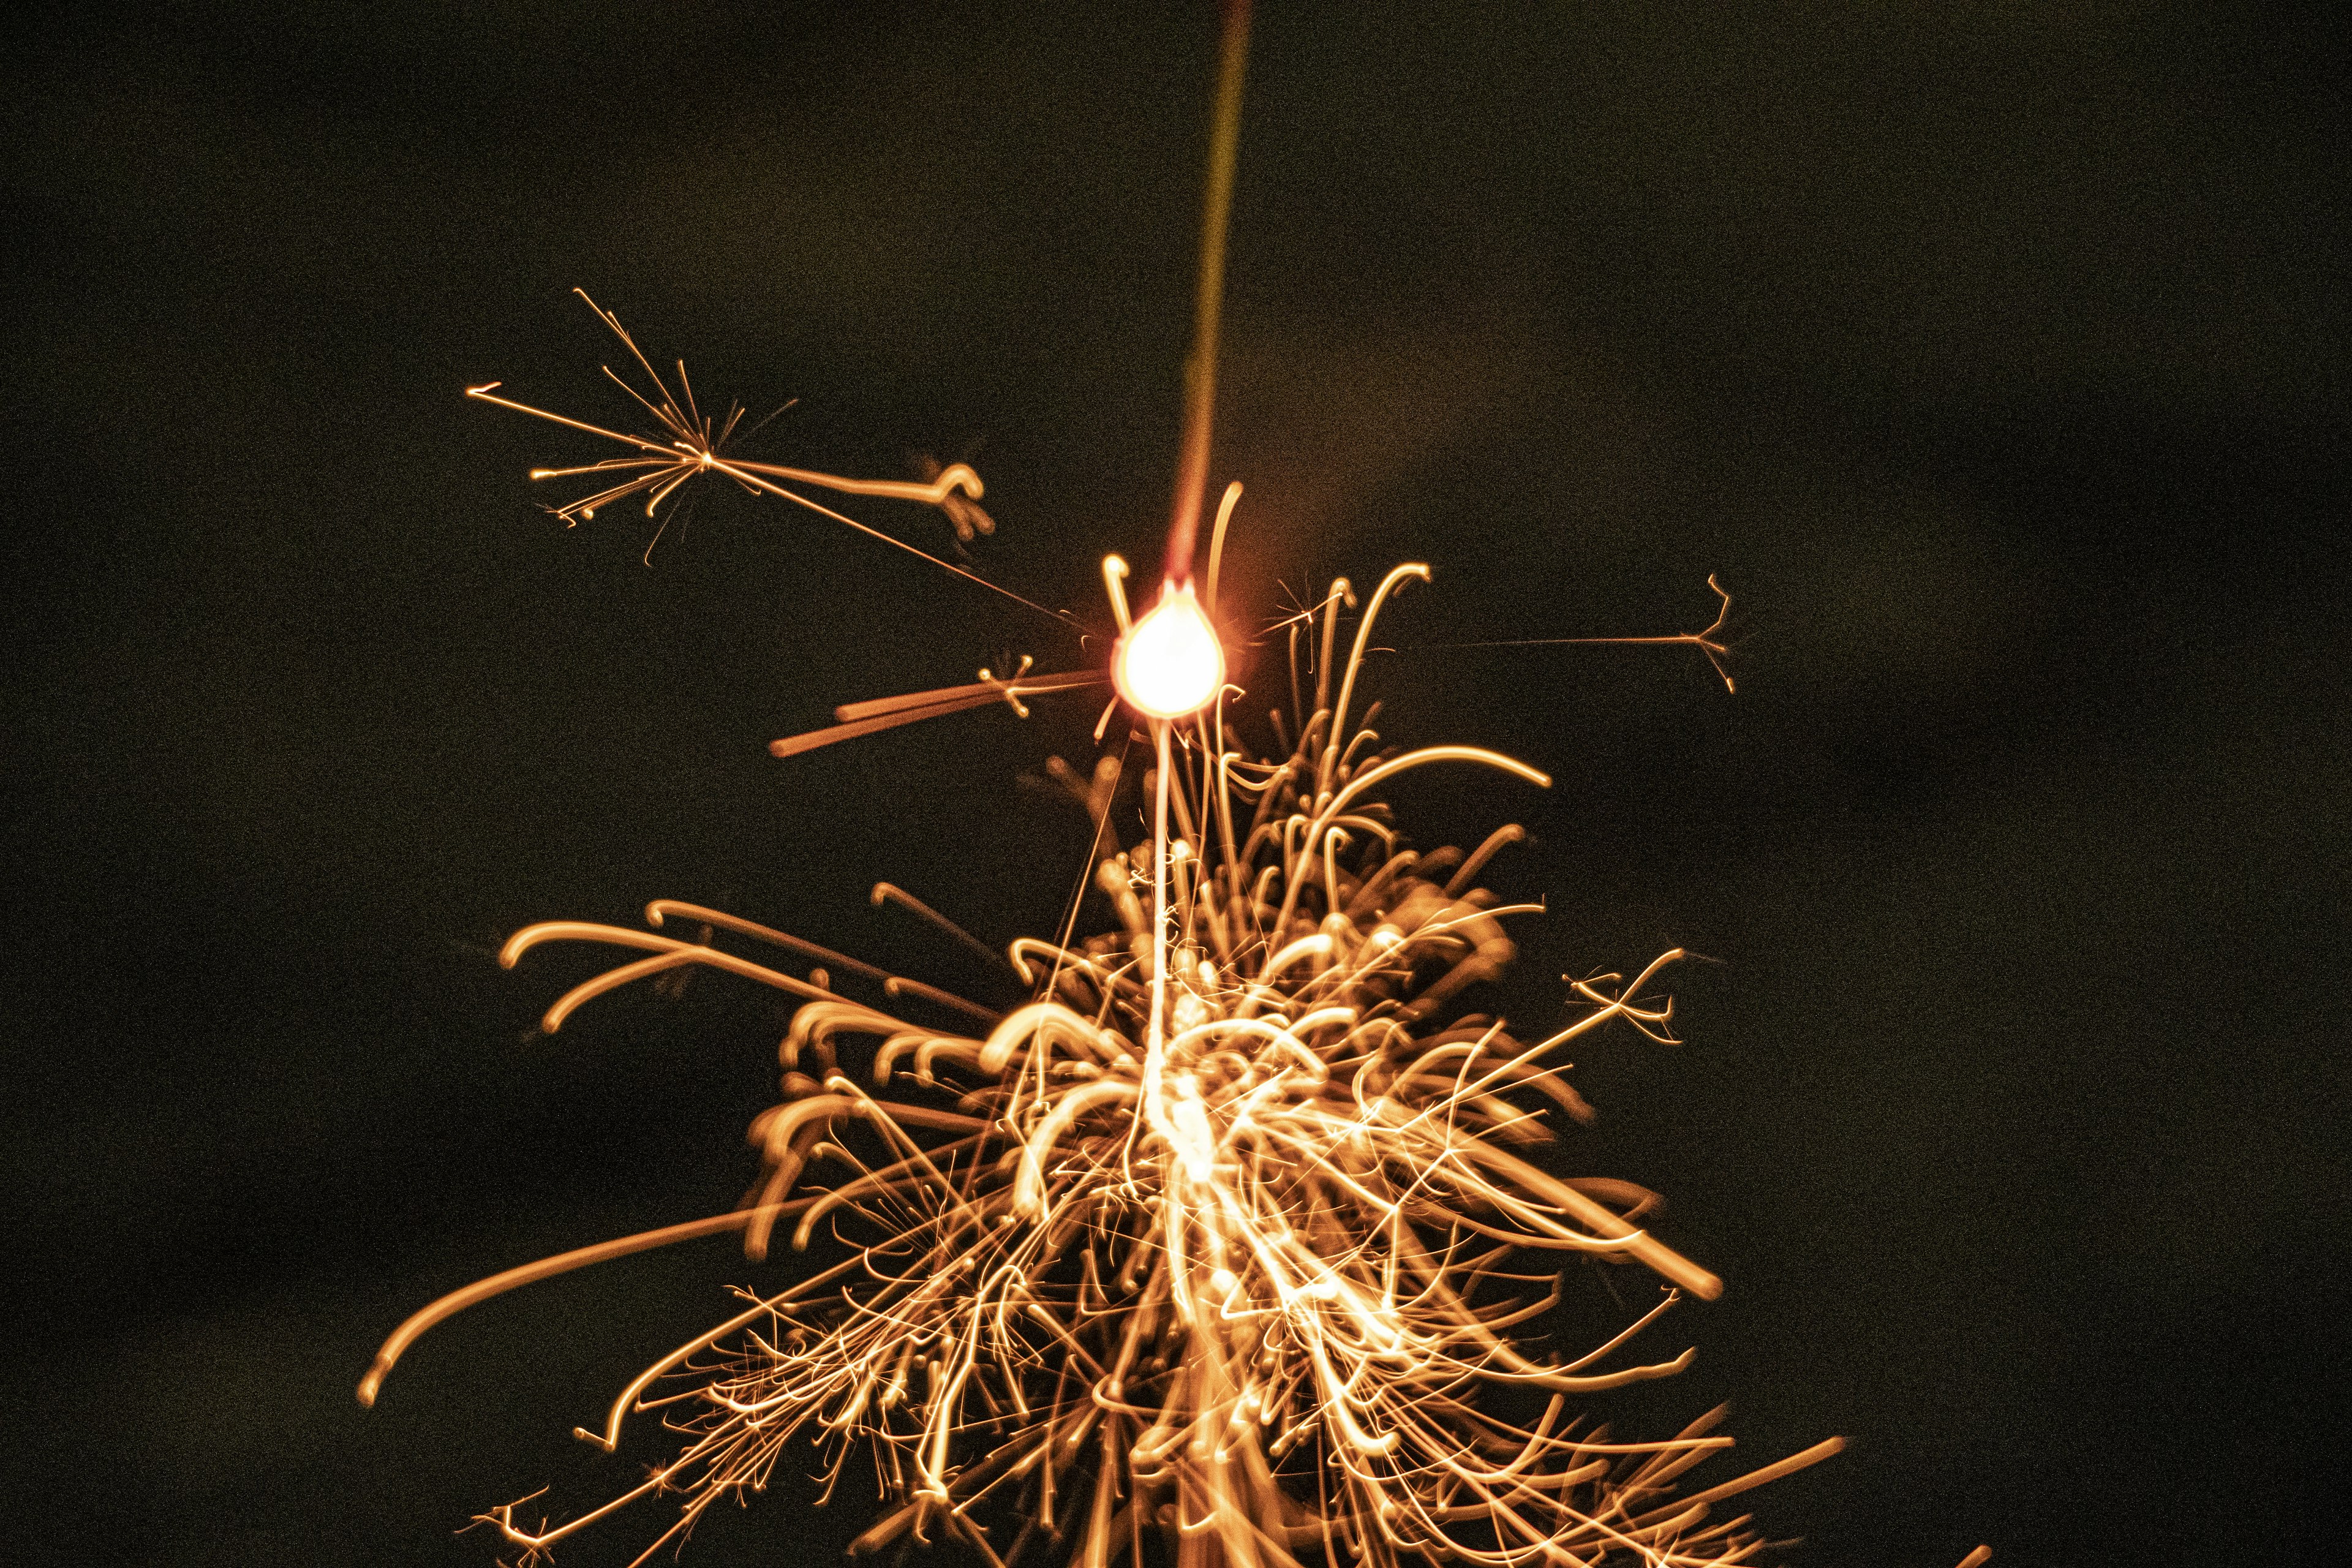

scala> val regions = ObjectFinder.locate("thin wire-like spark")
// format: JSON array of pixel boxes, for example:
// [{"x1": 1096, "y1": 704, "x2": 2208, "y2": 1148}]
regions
[
  {"x1": 469, "y1": 290, "x2": 1080, "y2": 636},
  {"x1": 364, "y1": 573, "x2": 1861, "y2": 1568},
  {"x1": 1422, "y1": 576, "x2": 1739, "y2": 693},
  {"x1": 770, "y1": 667, "x2": 1109, "y2": 759}
]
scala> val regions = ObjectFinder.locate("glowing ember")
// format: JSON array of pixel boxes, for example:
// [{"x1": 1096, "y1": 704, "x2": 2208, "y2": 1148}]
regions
[{"x1": 1114, "y1": 581, "x2": 1226, "y2": 720}]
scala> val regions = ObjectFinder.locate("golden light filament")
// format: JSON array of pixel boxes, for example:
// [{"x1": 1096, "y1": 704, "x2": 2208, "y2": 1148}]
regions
[{"x1": 1112, "y1": 579, "x2": 1224, "y2": 721}]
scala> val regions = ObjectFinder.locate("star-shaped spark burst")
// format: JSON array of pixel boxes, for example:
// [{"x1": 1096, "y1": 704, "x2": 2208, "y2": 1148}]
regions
[{"x1": 468, "y1": 291, "x2": 1027, "y2": 605}]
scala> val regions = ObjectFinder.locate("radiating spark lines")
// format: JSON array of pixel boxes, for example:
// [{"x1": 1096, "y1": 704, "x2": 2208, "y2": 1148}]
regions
[
  {"x1": 372, "y1": 0, "x2": 1999, "y2": 1547},
  {"x1": 469, "y1": 290, "x2": 1079, "y2": 634},
  {"x1": 363, "y1": 575, "x2": 1857, "y2": 1568}
]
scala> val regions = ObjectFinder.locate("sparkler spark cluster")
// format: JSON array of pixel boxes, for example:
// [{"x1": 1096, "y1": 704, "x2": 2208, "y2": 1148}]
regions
[
  {"x1": 361, "y1": 548, "x2": 1860, "y2": 1567},
  {"x1": 363, "y1": 10, "x2": 1985, "y2": 1561}
]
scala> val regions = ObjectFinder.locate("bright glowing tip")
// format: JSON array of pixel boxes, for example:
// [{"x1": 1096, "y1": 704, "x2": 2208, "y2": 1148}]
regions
[{"x1": 1113, "y1": 579, "x2": 1224, "y2": 720}]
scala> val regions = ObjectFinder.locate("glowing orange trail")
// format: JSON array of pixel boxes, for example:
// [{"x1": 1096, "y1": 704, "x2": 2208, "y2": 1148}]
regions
[{"x1": 1162, "y1": 0, "x2": 1252, "y2": 589}]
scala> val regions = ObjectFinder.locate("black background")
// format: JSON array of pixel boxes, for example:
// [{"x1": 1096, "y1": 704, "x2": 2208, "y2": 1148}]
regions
[{"x1": 6, "y1": 4, "x2": 2346, "y2": 1566}]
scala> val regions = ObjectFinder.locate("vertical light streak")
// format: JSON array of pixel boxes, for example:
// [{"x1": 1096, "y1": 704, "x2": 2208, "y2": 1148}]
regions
[{"x1": 1164, "y1": 0, "x2": 1254, "y2": 586}]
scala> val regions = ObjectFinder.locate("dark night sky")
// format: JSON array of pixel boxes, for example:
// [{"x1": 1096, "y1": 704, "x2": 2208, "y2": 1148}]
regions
[{"x1": 5, "y1": 4, "x2": 2346, "y2": 1566}]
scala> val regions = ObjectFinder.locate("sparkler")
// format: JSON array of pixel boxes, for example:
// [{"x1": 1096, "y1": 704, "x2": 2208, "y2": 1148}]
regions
[
  {"x1": 355, "y1": 483, "x2": 1861, "y2": 1567},
  {"x1": 363, "y1": 574, "x2": 1849, "y2": 1568},
  {"x1": 363, "y1": 7, "x2": 1989, "y2": 1567}
]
